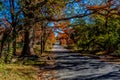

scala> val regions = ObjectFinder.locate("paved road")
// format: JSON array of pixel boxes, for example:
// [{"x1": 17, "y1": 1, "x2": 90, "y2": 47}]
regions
[{"x1": 50, "y1": 44, "x2": 120, "y2": 80}]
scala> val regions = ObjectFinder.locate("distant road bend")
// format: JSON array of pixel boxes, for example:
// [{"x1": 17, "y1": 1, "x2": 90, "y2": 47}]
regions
[{"x1": 46, "y1": 44, "x2": 120, "y2": 80}]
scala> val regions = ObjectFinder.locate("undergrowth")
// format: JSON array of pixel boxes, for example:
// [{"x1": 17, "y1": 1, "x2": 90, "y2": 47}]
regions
[{"x1": 0, "y1": 64, "x2": 39, "y2": 80}]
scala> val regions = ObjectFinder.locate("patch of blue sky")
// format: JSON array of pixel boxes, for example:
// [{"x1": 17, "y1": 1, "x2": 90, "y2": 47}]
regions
[
  {"x1": 54, "y1": 29, "x2": 64, "y2": 37},
  {"x1": 67, "y1": 0, "x2": 106, "y2": 24},
  {"x1": 88, "y1": 0, "x2": 105, "y2": 5},
  {"x1": 73, "y1": 3, "x2": 79, "y2": 9},
  {"x1": 0, "y1": 12, "x2": 4, "y2": 18},
  {"x1": 3, "y1": 0, "x2": 24, "y2": 15},
  {"x1": 48, "y1": 22, "x2": 54, "y2": 27},
  {"x1": 0, "y1": 0, "x2": 24, "y2": 28},
  {"x1": 67, "y1": 1, "x2": 88, "y2": 14},
  {"x1": 65, "y1": 1, "x2": 87, "y2": 23},
  {"x1": 52, "y1": 28, "x2": 64, "y2": 37}
]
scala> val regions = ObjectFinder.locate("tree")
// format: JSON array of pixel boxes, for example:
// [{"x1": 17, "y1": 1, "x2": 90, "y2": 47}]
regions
[
  {"x1": 87, "y1": 0, "x2": 120, "y2": 53},
  {"x1": 0, "y1": 0, "x2": 23, "y2": 63},
  {"x1": 19, "y1": 0, "x2": 69, "y2": 57},
  {"x1": 69, "y1": 0, "x2": 120, "y2": 54}
]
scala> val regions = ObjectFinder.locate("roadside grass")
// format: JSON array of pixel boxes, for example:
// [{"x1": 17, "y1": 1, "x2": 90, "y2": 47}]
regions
[{"x1": 0, "y1": 64, "x2": 39, "y2": 80}]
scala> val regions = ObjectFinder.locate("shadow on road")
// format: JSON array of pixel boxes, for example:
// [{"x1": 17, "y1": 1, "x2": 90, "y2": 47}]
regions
[{"x1": 40, "y1": 44, "x2": 120, "y2": 80}]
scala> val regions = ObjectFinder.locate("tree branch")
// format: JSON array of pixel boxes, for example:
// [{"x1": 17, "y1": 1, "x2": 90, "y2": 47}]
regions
[{"x1": 46, "y1": 11, "x2": 97, "y2": 21}]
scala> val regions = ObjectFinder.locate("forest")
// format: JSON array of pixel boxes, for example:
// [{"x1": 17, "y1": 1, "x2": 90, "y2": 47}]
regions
[{"x1": 0, "y1": 0, "x2": 120, "y2": 80}]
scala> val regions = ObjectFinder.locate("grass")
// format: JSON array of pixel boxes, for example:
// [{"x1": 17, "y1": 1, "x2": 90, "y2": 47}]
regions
[{"x1": 0, "y1": 64, "x2": 39, "y2": 80}]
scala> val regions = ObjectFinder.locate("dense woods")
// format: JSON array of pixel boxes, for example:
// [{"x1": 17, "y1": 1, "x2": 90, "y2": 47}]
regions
[
  {"x1": 0, "y1": 0, "x2": 68, "y2": 63},
  {"x1": 70, "y1": 0, "x2": 120, "y2": 55},
  {"x1": 0, "y1": 0, "x2": 120, "y2": 63},
  {"x1": 0, "y1": 0, "x2": 120, "y2": 78},
  {"x1": 0, "y1": 0, "x2": 120, "y2": 79}
]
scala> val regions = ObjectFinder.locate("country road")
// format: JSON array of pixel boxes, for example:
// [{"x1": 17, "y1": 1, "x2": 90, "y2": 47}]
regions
[{"x1": 44, "y1": 44, "x2": 120, "y2": 80}]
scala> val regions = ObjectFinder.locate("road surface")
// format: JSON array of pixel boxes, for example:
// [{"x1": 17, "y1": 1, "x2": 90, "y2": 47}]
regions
[{"x1": 46, "y1": 44, "x2": 120, "y2": 80}]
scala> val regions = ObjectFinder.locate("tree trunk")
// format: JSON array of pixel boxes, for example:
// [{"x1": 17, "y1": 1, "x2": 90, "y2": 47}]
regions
[
  {"x1": 12, "y1": 25, "x2": 17, "y2": 56},
  {"x1": 20, "y1": 30, "x2": 30, "y2": 58},
  {"x1": 5, "y1": 42, "x2": 14, "y2": 64},
  {"x1": 40, "y1": 24, "x2": 46, "y2": 54},
  {"x1": 0, "y1": 31, "x2": 9, "y2": 58},
  {"x1": 29, "y1": 27, "x2": 35, "y2": 55},
  {"x1": 40, "y1": 35, "x2": 43, "y2": 54},
  {"x1": 0, "y1": 37, "x2": 4, "y2": 58},
  {"x1": 13, "y1": 39, "x2": 16, "y2": 56},
  {"x1": 20, "y1": 27, "x2": 35, "y2": 58}
]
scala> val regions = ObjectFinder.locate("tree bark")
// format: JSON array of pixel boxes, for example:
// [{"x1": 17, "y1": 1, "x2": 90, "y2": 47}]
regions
[
  {"x1": 20, "y1": 27, "x2": 35, "y2": 58},
  {"x1": 40, "y1": 23, "x2": 46, "y2": 54},
  {"x1": 20, "y1": 30, "x2": 30, "y2": 58}
]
